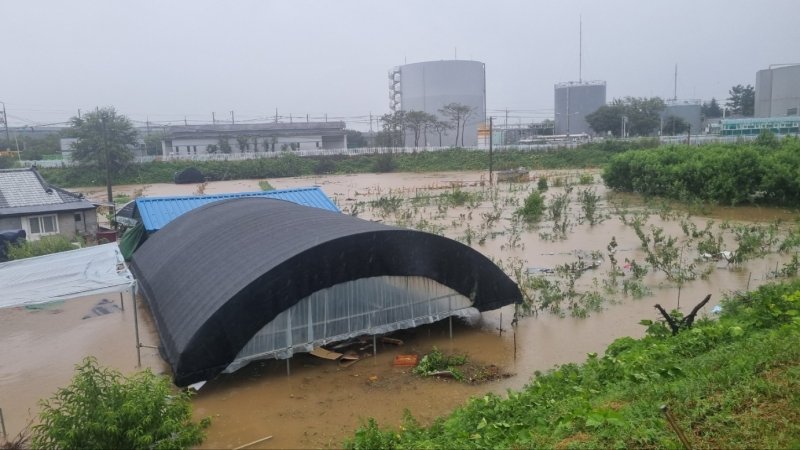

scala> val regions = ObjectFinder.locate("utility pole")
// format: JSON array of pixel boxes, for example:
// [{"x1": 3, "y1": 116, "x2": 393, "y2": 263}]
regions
[
  {"x1": 212, "y1": 112, "x2": 216, "y2": 124},
  {"x1": 275, "y1": 108, "x2": 278, "y2": 123},
  {"x1": 0, "y1": 102, "x2": 9, "y2": 150},
  {"x1": 290, "y1": 113, "x2": 293, "y2": 124},
  {"x1": 489, "y1": 117, "x2": 493, "y2": 185},
  {"x1": 100, "y1": 111, "x2": 113, "y2": 204},
  {"x1": 230, "y1": 110, "x2": 235, "y2": 124}
]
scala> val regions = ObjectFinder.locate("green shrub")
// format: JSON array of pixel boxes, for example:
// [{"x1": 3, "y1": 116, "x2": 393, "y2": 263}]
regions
[
  {"x1": 32, "y1": 357, "x2": 208, "y2": 450},
  {"x1": 515, "y1": 191, "x2": 546, "y2": 223},
  {"x1": 537, "y1": 176, "x2": 548, "y2": 191},
  {"x1": 373, "y1": 153, "x2": 396, "y2": 173},
  {"x1": 6, "y1": 235, "x2": 75, "y2": 260}
]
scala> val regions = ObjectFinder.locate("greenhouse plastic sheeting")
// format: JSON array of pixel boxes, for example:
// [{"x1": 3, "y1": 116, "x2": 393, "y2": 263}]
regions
[
  {"x1": 0, "y1": 243, "x2": 135, "y2": 309},
  {"x1": 224, "y1": 276, "x2": 478, "y2": 373}
]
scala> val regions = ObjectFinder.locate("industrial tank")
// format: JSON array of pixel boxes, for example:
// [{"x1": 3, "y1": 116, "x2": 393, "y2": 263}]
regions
[
  {"x1": 663, "y1": 99, "x2": 702, "y2": 135},
  {"x1": 755, "y1": 64, "x2": 800, "y2": 118},
  {"x1": 389, "y1": 60, "x2": 486, "y2": 147},
  {"x1": 553, "y1": 81, "x2": 606, "y2": 136}
]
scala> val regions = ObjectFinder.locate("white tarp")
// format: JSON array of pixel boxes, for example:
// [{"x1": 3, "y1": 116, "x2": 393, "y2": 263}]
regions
[{"x1": 0, "y1": 243, "x2": 135, "y2": 309}]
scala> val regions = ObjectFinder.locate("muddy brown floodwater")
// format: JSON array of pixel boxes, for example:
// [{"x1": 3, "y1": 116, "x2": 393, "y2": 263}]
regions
[{"x1": 1, "y1": 170, "x2": 797, "y2": 448}]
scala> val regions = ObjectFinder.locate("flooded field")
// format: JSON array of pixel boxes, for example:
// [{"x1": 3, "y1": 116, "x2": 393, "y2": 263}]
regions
[{"x1": 2, "y1": 169, "x2": 798, "y2": 448}]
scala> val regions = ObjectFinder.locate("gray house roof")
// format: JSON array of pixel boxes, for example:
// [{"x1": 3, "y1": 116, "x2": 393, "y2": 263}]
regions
[{"x1": 0, "y1": 168, "x2": 96, "y2": 217}]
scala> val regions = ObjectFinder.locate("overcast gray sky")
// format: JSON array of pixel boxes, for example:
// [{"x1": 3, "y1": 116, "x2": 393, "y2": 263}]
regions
[{"x1": 2, "y1": 0, "x2": 798, "y2": 130}]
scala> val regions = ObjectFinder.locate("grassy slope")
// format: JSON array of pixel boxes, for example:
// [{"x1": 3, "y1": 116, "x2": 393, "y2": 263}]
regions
[{"x1": 345, "y1": 280, "x2": 800, "y2": 449}]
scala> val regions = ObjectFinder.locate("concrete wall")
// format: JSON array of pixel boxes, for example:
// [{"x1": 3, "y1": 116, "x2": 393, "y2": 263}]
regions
[
  {"x1": 554, "y1": 82, "x2": 607, "y2": 135},
  {"x1": 755, "y1": 64, "x2": 800, "y2": 118},
  {"x1": 397, "y1": 60, "x2": 486, "y2": 147}
]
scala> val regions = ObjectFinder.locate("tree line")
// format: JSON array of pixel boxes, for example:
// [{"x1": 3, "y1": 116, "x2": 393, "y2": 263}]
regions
[
  {"x1": 585, "y1": 84, "x2": 755, "y2": 137},
  {"x1": 375, "y1": 102, "x2": 474, "y2": 148}
]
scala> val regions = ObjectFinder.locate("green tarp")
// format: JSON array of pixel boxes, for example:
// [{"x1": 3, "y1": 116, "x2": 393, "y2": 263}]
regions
[{"x1": 119, "y1": 222, "x2": 146, "y2": 261}]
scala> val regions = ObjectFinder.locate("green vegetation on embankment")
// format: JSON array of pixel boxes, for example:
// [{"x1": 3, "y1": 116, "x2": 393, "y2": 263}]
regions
[
  {"x1": 345, "y1": 279, "x2": 800, "y2": 449},
  {"x1": 604, "y1": 135, "x2": 800, "y2": 206},
  {"x1": 37, "y1": 139, "x2": 659, "y2": 188}
]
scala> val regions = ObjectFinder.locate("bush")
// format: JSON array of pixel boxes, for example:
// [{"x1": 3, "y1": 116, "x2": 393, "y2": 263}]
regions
[
  {"x1": 515, "y1": 190, "x2": 546, "y2": 223},
  {"x1": 6, "y1": 235, "x2": 75, "y2": 260},
  {"x1": 373, "y1": 153, "x2": 396, "y2": 173},
  {"x1": 537, "y1": 176, "x2": 548, "y2": 191},
  {"x1": 32, "y1": 357, "x2": 208, "y2": 450}
]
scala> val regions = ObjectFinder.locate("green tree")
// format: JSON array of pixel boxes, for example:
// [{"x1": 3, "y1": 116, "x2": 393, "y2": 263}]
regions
[
  {"x1": 346, "y1": 129, "x2": 367, "y2": 148},
  {"x1": 404, "y1": 110, "x2": 438, "y2": 147},
  {"x1": 662, "y1": 115, "x2": 690, "y2": 135},
  {"x1": 218, "y1": 136, "x2": 232, "y2": 153},
  {"x1": 235, "y1": 135, "x2": 250, "y2": 152},
  {"x1": 68, "y1": 107, "x2": 137, "y2": 202},
  {"x1": 143, "y1": 131, "x2": 165, "y2": 156},
  {"x1": 32, "y1": 357, "x2": 208, "y2": 450},
  {"x1": 431, "y1": 120, "x2": 452, "y2": 146},
  {"x1": 702, "y1": 98, "x2": 723, "y2": 119},
  {"x1": 586, "y1": 97, "x2": 665, "y2": 137},
  {"x1": 380, "y1": 111, "x2": 406, "y2": 147},
  {"x1": 439, "y1": 103, "x2": 473, "y2": 147},
  {"x1": 726, "y1": 84, "x2": 755, "y2": 117}
]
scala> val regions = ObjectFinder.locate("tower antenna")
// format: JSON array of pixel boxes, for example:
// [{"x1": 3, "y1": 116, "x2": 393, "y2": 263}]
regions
[
  {"x1": 579, "y1": 15, "x2": 582, "y2": 83},
  {"x1": 674, "y1": 63, "x2": 678, "y2": 101}
]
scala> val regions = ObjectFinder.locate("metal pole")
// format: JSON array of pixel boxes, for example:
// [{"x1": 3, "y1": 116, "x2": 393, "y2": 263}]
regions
[
  {"x1": 1, "y1": 102, "x2": 10, "y2": 150},
  {"x1": 449, "y1": 316, "x2": 453, "y2": 339},
  {"x1": 132, "y1": 283, "x2": 142, "y2": 367},
  {"x1": 489, "y1": 117, "x2": 493, "y2": 185},
  {"x1": 0, "y1": 407, "x2": 6, "y2": 439},
  {"x1": 119, "y1": 291, "x2": 124, "y2": 311},
  {"x1": 373, "y1": 334, "x2": 377, "y2": 357}
]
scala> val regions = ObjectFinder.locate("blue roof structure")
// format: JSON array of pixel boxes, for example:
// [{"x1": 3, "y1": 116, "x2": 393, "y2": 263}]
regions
[{"x1": 135, "y1": 187, "x2": 339, "y2": 232}]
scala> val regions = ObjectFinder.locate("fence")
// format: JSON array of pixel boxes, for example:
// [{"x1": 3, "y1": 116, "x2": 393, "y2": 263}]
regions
[{"x1": 14, "y1": 134, "x2": 780, "y2": 168}]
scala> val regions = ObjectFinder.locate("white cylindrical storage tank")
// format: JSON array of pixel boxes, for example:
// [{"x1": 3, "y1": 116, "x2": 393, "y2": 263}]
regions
[
  {"x1": 755, "y1": 64, "x2": 800, "y2": 118},
  {"x1": 391, "y1": 60, "x2": 486, "y2": 147},
  {"x1": 554, "y1": 81, "x2": 607, "y2": 136}
]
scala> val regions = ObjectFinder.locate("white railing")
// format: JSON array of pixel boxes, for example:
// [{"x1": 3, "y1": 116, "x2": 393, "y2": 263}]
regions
[{"x1": 18, "y1": 135, "x2": 784, "y2": 168}]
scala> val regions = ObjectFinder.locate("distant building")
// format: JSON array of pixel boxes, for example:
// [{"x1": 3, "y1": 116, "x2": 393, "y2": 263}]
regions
[
  {"x1": 389, "y1": 60, "x2": 486, "y2": 147},
  {"x1": 662, "y1": 99, "x2": 702, "y2": 135},
  {"x1": 161, "y1": 122, "x2": 347, "y2": 157},
  {"x1": 755, "y1": 64, "x2": 800, "y2": 118},
  {"x1": 720, "y1": 116, "x2": 800, "y2": 136},
  {"x1": 554, "y1": 81, "x2": 606, "y2": 136},
  {"x1": 0, "y1": 168, "x2": 97, "y2": 240}
]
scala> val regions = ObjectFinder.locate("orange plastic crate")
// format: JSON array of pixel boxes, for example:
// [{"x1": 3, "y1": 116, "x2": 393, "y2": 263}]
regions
[{"x1": 393, "y1": 354, "x2": 419, "y2": 367}]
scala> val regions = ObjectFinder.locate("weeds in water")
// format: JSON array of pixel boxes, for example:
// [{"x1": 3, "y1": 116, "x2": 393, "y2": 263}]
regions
[{"x1": 578, "y1": 188, "x2": 604, "y2": 225}]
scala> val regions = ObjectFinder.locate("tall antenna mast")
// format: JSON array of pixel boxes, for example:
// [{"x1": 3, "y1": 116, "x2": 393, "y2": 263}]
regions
[
  {"x1": 579, "y1": 15, "x2": 582, "y2": 83},
  {"x1": 674, "y1": 63, "x2": 678, "y2": 100}
]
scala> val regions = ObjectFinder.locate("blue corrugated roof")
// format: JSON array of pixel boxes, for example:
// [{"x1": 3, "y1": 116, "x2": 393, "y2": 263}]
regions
[{"x1": 135, "y1": 187, "x2": 339, "y2": 232}]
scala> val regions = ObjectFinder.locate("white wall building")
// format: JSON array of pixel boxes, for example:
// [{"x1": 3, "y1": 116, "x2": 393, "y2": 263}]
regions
[{"x1": 161, "y1": 122, "x2": 347, "y2": 157}]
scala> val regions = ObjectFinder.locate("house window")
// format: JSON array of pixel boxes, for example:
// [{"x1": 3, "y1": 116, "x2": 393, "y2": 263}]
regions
[
  {"x1": 74, "y1": 213, "x2": 82, "y2": 222},
  {"x1": 26, "y1": 214, "x2": 59, "y2": 237},
  {"x1": 193, "y1": 145, "x2": 197, "y2": 154}
]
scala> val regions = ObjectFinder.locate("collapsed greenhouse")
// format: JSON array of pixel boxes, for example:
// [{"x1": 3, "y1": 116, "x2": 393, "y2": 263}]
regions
[{"x1": 130, "y1": 197, "x2": 522, "y2": 386}]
